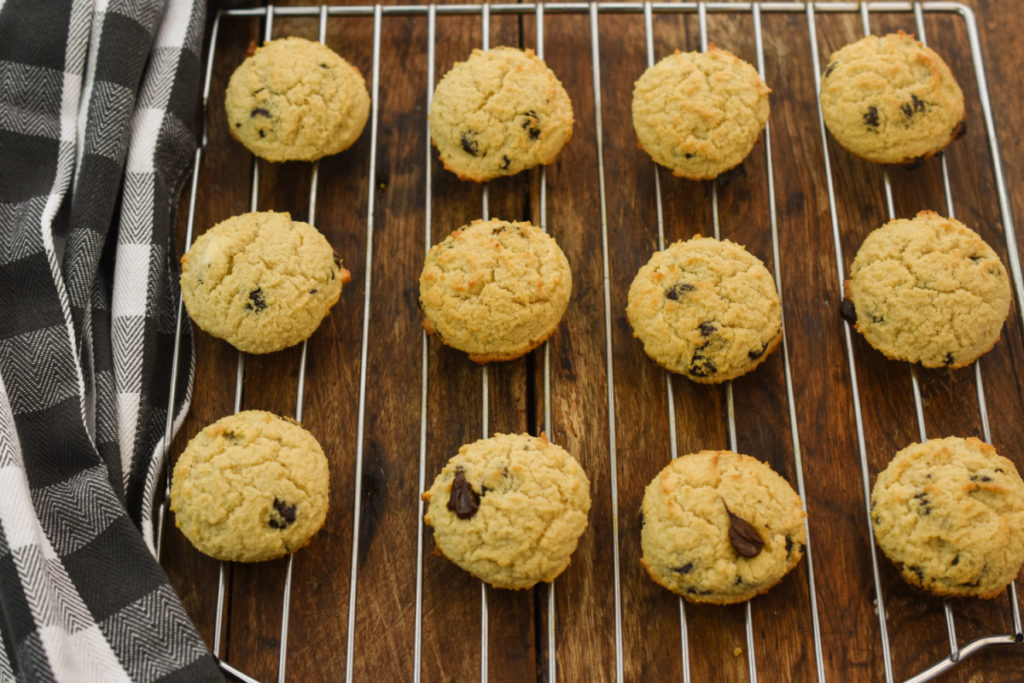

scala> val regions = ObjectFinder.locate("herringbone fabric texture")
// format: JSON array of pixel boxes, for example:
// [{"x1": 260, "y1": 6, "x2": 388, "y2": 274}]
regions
[{"x1": 0, "y1": 0, "x2": 219, "y2": 679}]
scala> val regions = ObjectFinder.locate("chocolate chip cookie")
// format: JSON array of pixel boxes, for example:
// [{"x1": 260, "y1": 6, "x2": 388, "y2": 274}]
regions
[
  {"x1": 640, "y1": 450, "x2": 807, "y2": 604},
  {"x1": 170, "y1": 410, "x2": 331, "y2": 562},
  {"x1": 632, "y1": 46, "x2": 771, "y2": 180},
  {"x1": 422, "y1": 433, "x2": 591, "y2": 589},
  {"x1": 843, "y1": 210, "x2": 1011, "y2": 368},
  {"x1": 181, "y1": 211, "x2": 350, "y2": 354},
  {"x1": 428, "y1": 47, "x2": 574, "y2": 181},
  {"x1": 820, "y1": 31, "x2": 965, "y2": 165},
  {"x1": 225, "y1": 36, "x2": 370, "y2": 162},
  {"x1": 871, "y1": 436, "x2": 1024, "y2": 598},
  {"x1": 626, "y1": 236, "x2": 782, "y2": 382}
]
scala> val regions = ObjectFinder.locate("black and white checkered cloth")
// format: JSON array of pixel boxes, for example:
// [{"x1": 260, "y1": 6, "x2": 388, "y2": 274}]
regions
[{"x1": 0, "y1": 0, "x2": 221, "y2": 679}]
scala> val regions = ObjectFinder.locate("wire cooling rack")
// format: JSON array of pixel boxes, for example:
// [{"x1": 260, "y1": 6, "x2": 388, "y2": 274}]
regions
[{"x1": 158, "y1": 3, "x2": 1024, "y2": 681}]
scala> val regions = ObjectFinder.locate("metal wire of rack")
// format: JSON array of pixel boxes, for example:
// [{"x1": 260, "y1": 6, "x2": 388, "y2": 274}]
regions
[{"x1": 156, "y1": 3, "x2": 1024, "y2": 682}]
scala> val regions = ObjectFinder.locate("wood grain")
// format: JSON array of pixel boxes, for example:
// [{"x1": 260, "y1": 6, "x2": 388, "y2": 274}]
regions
[{"x1": 161, "y1": 2, "x2": 1024, "y2": 680}]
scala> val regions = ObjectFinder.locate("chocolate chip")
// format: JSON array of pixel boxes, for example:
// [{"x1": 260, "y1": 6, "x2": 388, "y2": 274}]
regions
[
  {"x1": 912, "y1": 94, "x2": 926, "y2": 112},
  {"x1": 520, "y1": 110, "x2": 537, "y2": 128},
  {"x1": 944, "y1": 352, "x2": 954, "y2": 366},
  {"x1": 310, "y1": 288, "x2": 318, "y2": 294},
  {"x1": 952, "y1": 119, "x2": 967, "y2": 140},
  {"x1": 909, "y1": 565, "x2": 925, "y2": 582},
  {"x1": 689, "y1": 356, "x2": 717, "y2": 378},
  {"x1": 699, "y1": 322, "x2": 716, "y2": 337},
  {"x1": 529, "y1": 126, "x2": 540, "y2": 140},
  {"x1": 673, "y1": 562, "x2": 693, "y2": 574},
  {"x1": 903, "y1": 155, "x2": 926, "y2": 169},
  {"x1": 959, "y1": 577, "x2": 981, "y2": 588},
  {"x1": 901, "y1": 103, "x2": 913, "y2": 118},
  {"x1": 460, "y1": 132, "x2": 479, "y2": 156},
  {"x1": 683, "y1": 152, "x2": 695, "y2": 159},
  {"x1": 235, "y1": 122, "x2": 242, "y2": 128},
  {"x1": 269, "y1": 499, "x2": 297, "y2": 529},
  {"x1": 258, "y1": 130, "x2": 266, "y2": 138},
  {"x1": 970, "y1": 474, "x2": 993, "y2": 483},
  {"x1": 319, "y1": 62, "x2": 329, "y2": 69},
  {"x1": 223, "y1": 431, "x2": 239, "y2": 442},
  {"x1": 500, "y1": 155, "x2": 511, "y2": 170},
  {"x1": 863, "y1": 106, "x2": 879, "y2": 128},
  {"x1": 914, "y1": 492, "x2": 931, "y2": 515},
  {"x1": 951, "y1": 555, "x2": 960, "y2": 566},
  {"x1": 725, "y1": 504, "x2": 764, "y2": 558},
  {"x1": 871, "y1": 314, "x2": 884, "y2": 324},
  {"x1": 734, "y1": 576, "x2": 743, "y2": 585},
  {"x1": 245, "y1": 288, "x2": 267, "y2": 312},
  {"x1": 686, "y1": 587, "x2": 712, "y2": 595},
  {"x1": 824, "y1": 61, "x2": 837, "y2": 78},
  {"x1": 969, "y1": 254, "x2": 984, "y2": 262},
  {"x1": 250, "y1": 108, "x2": 272, "y2": 119},
  {"x1": 748, "y1": 339, "x2": 771, "y2": 361},
  {"x1": 785, "y1": 535, "x2": 794, "y2": 557},
  {"x1": 447, "y1": 467, "x2": 480, "y2": 519},
  {"x1": 519, "y1": 111, "x2": 540, "y2": 139},
  {"x1": 665, "y1": 282, "x2": 695, "y2": 301},
  {"x1": 840, "y1": 298, "x2": 857, "y2": 324}
]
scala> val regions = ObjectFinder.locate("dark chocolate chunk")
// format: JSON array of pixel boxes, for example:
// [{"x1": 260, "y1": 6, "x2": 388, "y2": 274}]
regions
[
  {"x1": 269, "y1": 499, "x2": 297, "y2": 529},
  {"x1": 944, "y1": 352, "x2": 954, "y2": 366},
  {"x1": 528, "y1": 126, "x2": 541, "y2": 140},
  {"x1": 665, "y1": 282, "x2": 695, "y2": 301},
  {"x1": 699, "y1": 322, "x2": 716, "y2": 337},
  {"x1": 673, "y1": 562, "x2": 693, "y2": 574},
  {"x1": 460, "y1": 132, "x2": 480, "y2": 156},
  {"x1": 245, "y1": 288, "x2": 267, "y2": 312},
  {"x1": 839, "y1": 298, "x2": 857, "y2": 324},
  {"x1": 725, "y1": 504, "x2": 764, "y2": 558},
  {"x1": 824, "y1": 61, "x2": 837, "y2": 78},
  {"x1": 251, "y1": 108, "x2": 272, "y2": 119},
  {"x1": 952, "y1": 119, "x2": 967, "y2": 140},
  {"x1": 500, "y1": 155, "x2": 511, "y2": 170},
  {"x1": 863, "y1": 106, "x2": 879, "y2": 128},
  {"x1": 447, "y1": 467, "x2": 480, "y2": 519}
]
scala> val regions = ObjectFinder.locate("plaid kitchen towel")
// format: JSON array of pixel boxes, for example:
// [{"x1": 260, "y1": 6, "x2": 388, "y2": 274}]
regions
[{"x1": 0, "y1": 0, "x2": 221, "y2": 680}]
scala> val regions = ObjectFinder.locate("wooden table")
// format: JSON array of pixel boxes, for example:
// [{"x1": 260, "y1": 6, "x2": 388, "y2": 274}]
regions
[{"x1": 161, "y1": 2, "x2": 1024, "y2": 680}]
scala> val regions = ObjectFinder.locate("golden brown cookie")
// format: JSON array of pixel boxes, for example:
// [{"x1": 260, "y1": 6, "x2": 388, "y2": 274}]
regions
[
  {"x1": 422, "y1": 433, "x2": 591, "y2": 589},
  {"x1": 843, "y1": 211, "x2": 1011, "y2": 368},
  {"x1": 170, "y1": 410, "x2": 331, "y2": 563},
  {"x1": 181, "y1": 211, "x2": 350, "y2": 354},
  {"x1": 419, "y1": 218, "x2": 572, "y2": 363},
  {"x1": 640, "y1": 450, "x2": 806, "y2": 604},
  {"x1": 820, "y1": 31, "x2": 966, "y2": 165},
  {"x1": 871, "y1": 436, "x2": 1024, "y2": 598},
  {"x1": 626, "y1": 236, "x2": 782, "y2": 382},
  {"x1": 632, "y1": 46, "x2": 771, "y2": 180},
  {"x1": 428, "y1": 47, "x2": 574, "y2": 182},
  {"x1": 225, "y1": 36, "x2": 370, "y2": 162}
]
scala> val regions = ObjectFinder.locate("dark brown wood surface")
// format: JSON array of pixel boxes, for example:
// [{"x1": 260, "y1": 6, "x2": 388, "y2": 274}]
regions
[{"x1": 160, "y1": 2, "x2": 1024, "y2": 680}]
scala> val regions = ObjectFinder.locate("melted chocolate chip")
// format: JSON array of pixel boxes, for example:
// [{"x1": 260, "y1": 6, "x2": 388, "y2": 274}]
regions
[
  {"x1": 447, "y1": 467, "x2": 480, "y2": 519},
  {"x1": 952, "y1": 119, "x2": 967, "y2": 140},
  {"x1": 699, "y1": 322, "x2": 716, "y2": 337},
  {"x1": 460, "y1": 132, "x2": 480, "y2": 156},
  {"x1": 251, "y1": 108, "x2": 272, "y2": 118},
  {"x1": 665, "y1": 282, "x2": 695, "y2": 301},
  {"x1": 863, "y1": 106, "x2": 879, "y2": 128},
  {"x1": 725, "y1": 504, "x2": 764, "y2": 558},
  {"x1": 673, "y1": 562, "x2": 693, "y2": 574},
  {"x1": 245, "y1": 288, "x2": 267, "y2": 312},
  {"x1": 824, "y1": 61, "x2": 837, "y2": 78},
  {"x1": 269, "y1": 499, "x2": 297, "y2": 529}
]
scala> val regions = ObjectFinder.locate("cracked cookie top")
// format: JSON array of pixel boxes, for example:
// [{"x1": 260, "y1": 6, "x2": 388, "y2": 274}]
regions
[
  {"x1": 626, "y1": 236, "x2": 782, "y2": 383},
  {"x1": 640, "y1": 450, "x2": 806, "y2": 604},
  {"x1": 170, "y1": 410, "x2": 331, "y2": 562},
  {"x1": 181, "y1": 211, "x2": 351, "y2": 354},
  {"x1": 844, "y1": 210, "x2": 1010, "y2": 369},
  {"x1": 820, "y1": 31, "x2": 965, "y2": 165},
  {"x1": 428, "y1": 46, "x2": 574, "y2": 182},
  {"x1": 225, "y1": 36, "x2": 370, "y2": 162},
  {"x1": 422, "y1": 433, "x2": 591, "y2": 589},
  {"x1": 870, "y1": 436, "x2": 1024, "y2": 598},
  {"x1": 419, "y1": 218, "x2": 572, "y2": 363},
  {"x1": 631, "y1": 46, "x2": 770, "y2": 180}
]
